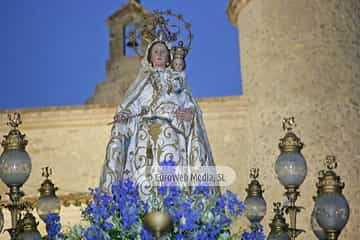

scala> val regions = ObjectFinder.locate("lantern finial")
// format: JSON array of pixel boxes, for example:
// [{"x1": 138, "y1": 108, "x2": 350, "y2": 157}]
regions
[
  {"x1": 325, "y1": 155, "x2": 337, "y2": 170},
  {"x1": 7, "y1": 112, "x2": 22, "y2": 129},
  {"x1": 249, "y1": 168, "x2": 259, "y2": 180},
  {"x1": 282, "y1": 117, "x2": 296, "y2": 132},
  {"x1": 41, "y1": 167, "x2": 52, "y2": 179}
]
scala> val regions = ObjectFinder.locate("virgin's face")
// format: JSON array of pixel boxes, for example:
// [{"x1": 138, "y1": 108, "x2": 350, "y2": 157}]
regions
[{"x1": 150, "y1": 42, "x2": 169, "y2": 69}]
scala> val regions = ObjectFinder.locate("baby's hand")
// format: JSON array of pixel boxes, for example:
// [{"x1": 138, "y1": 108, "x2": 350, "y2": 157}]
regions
[
  {"x1": 174, "y1": 88, "x2": 183, "y2": 94},
  {"x1": 176, "y1": 108, "x2": 194, "y2": 121}
]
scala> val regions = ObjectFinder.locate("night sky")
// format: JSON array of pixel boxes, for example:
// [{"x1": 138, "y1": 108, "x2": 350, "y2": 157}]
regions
[{"x1": 0, "y1": 0, "x2": 242, "y2": 109}]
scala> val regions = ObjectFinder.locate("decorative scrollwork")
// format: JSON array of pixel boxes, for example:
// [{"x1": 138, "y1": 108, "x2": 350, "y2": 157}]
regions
[
  {"x1": 326, "y1": 155, "x2": 338, "y2": 170},
  {"x1": 7, "y1": 112, "x2": 22, "y2": 129},
  {"x1": 249, "y1": 168, "x2": 259, "y2": 180},
  {"x1": 41, "y1": 166, "x2": 52, "y2": 179},
  {"x1": 282, "y1": 116, "x2": 296, "y2": 132}
]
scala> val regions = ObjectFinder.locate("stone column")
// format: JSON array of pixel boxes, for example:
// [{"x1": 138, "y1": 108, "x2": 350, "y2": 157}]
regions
[{"x1": 228, "y1": 0, "x2": 360, "y2": 238}]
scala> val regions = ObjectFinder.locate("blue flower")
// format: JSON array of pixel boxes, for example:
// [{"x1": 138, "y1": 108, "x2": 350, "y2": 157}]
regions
[
  {"x1": 159, "y1": 159, "x2": 177, "y2": 186},
  {"x1": 241, "y1": 223, "x2": 266, "y2": 240},
  {"x1": 140, "y1": 227, "x2": 153, "y2": 240},
  {"x1": 224, "y1": 190, "x2": 245, "y2": 216},
  {"x1": 45, "y1": 213, "x2": 63, "y2": 240},
  {"x1": 158, "y1": 186, "x2": 168, "y2": 195},
  {"x1": 79, "y1": 179, "x2": 250, "y2": 239},
  {"x1": 83, "y1": 188, "x2": 115, "y2": 225},
  {"x1": 216, "y1": 196, "x2": 226, "y2": 209},
  {"x1": 102, "y1": 221, "x2": 113, "y2": 231},
  {"x1": 193, "y1": 185, "x2": 210, "y2": 196},
  {"x1": 175, "y1": 233, "x2": 185, "y2": 240},
  {"x1": 160, "y1": 159, "x2": 177, "y2": 167}
]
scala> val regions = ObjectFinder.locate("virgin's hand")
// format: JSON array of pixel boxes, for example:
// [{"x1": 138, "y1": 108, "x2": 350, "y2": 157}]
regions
[
  {"x1": 114, "y1": 110, "x2": 131, "y2": 122},
  {"x1": 140, "y1": 106, "x2": 149, "y2": 115}
]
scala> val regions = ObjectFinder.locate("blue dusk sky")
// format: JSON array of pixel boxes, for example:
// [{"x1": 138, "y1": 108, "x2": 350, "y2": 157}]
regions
[{"x1": 0, "y1": 0, "x2": 242, "y2": 109}]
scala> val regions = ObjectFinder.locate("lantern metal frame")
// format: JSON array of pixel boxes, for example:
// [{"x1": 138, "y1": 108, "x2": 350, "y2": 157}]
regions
[
  {"x1": 275, "y1": 117, "x2": 306, "y2": 239},
  {"x1": 313, "y1": 156, "x2": 350, "y2": 240},
  {"x1": 0, "y1": 113, "x2": 41, "y2": 239},
  {"x1": 268, "y1": 202, "x2": 291, "y2": 240},
  {"x1": 244, "y1": 168, "x2": 267, "y2": 230},
  {"x1": 36, "y1": 166, "x2": 61, "y2": 223}
]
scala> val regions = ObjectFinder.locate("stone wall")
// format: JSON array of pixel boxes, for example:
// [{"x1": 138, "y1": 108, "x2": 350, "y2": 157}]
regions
[
  {"x1": 0, "y1": 96, "x2": 249, "y2": 238},
  {"x1": 228, "y1": 0, "x2": 360, "y2": 238}
]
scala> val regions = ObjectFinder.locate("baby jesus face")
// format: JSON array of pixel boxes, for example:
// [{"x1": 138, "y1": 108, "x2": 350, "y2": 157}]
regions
[{"x1": 172, "y1": 58, "x2": 185, "y2": 72}]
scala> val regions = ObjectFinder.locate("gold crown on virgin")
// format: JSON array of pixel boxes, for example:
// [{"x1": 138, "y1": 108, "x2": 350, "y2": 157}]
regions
[{"x1": 142, "y1": 9, "x2": 192, "y2": 56}]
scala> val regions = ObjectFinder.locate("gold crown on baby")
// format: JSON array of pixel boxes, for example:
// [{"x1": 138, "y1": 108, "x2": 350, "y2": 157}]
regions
[
  {"x1": 171, "y1": 41, "x2": 188, "y2": 59},
  {"x1": 142, "y1": 9, "x2": 192, "y2": 53}
]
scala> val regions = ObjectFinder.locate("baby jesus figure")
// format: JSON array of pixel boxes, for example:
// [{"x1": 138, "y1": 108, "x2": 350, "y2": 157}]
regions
[{"x1": 170, "y1": 41, "x2": 195, "y2": 124}]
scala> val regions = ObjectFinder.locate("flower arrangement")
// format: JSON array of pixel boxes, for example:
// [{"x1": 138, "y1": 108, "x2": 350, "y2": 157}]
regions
[
  {"x1": 45, "y1": 178, "x2": 264, "y2": 240},
  {"x1": 45, "y1": 160, "x2": 265, "y2": 240}
]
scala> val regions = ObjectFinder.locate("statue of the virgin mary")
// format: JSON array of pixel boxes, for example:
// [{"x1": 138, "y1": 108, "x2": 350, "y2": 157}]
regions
[{"x1": 99, "y1": 11, "x2": 218, "y2": 200}]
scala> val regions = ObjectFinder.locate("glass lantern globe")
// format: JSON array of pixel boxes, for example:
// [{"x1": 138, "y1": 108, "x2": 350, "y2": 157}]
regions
[
  {"x1": 0, "y1": 113, "x2": 32, "y2": 188},
  {"x1": 267, "y1": 232, "x2": 291, "y2": 240},
  {"x1": 37, "y1": 168, "x2": 61, "y2": 222},
  {"x1": 0, "y1": 150, "x2": 31, "y2": 187},
  {"x1": 17, "y1": 230, "x2": 42, "y2": 240},
  {"x1": 314, "y1": 192, "x2": 350, "y2": 234},
  {"x1": 244, "y1": 195, "x2": 267, "y2": 224},
  {"x1": 17, "y1": 212, "x2": 42, "y2": 240},
  {"x1": 275, "y1": 152, "x2": 307, "y2": 187},
  {"x1": 311, "y1": 208, "x2": 327, "y2": 240},
  {"x1": 36, "y1": 194, "x2": 61, "y2": 222}
]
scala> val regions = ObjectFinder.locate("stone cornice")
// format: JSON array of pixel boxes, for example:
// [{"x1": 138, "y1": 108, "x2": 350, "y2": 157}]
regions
[
  {"x1": 0, "y1": 96, "x2": 246, "y2": 113},
  {"x1": 0, "y1": 96, "x2": 248, "y2": 130},
  {"x1": 0, "y1": 192, "x2": 92, "y2": 208},
  {"x1": 227, "y1": 0, "x2": 252, "y2": 26}
]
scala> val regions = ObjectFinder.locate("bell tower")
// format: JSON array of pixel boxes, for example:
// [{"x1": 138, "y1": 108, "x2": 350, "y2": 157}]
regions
[{"x1": 86, "y1": 0, "x2": 148, "y2": 105}]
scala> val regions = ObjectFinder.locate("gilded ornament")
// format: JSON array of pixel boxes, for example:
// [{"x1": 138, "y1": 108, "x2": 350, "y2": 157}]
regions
[
  {"x1": 1, "y1": 113, "x2": 28, "y2": 151},
  {"x1": 316, "y1": 156, "x2": 344, "y2": 194},
  {"x1": 279, "y1": 117, "x2": 303, "y2": 152}
]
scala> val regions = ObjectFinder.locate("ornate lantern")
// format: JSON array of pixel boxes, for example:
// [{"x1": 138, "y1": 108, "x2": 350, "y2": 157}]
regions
[
  {"x1": 17, "y1": 211, "x2": 42, "y2": 240},
  {"x1": 274, "y1": 117, "x2": 307, "y2": 239},
  {"x1": 313, "y1": 156, "x2": 350, "y2": 240},
  {"x1": 0, "y1": 113, "x2": 31, "y2": 192},
  {"x1": 0, "y1": 113, "x2": 33, "y2": 239},
  {"x1": 244, "y1": 168, "x2": 267, "y2": 228},
  {"x1": 275, "y1": 117, "x2": 307, "y2": 191},
  {"x1": 267, "y1": 202, "x2": 290, "y2": 240},
  {"x1": 36, "y1": 167, "x2": 61, "y2": 222}
]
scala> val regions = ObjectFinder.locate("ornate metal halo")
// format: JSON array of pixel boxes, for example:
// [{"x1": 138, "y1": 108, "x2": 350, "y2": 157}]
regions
[{"x1": 127, "y1": 9, "x2": 193, "y2": 57}]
